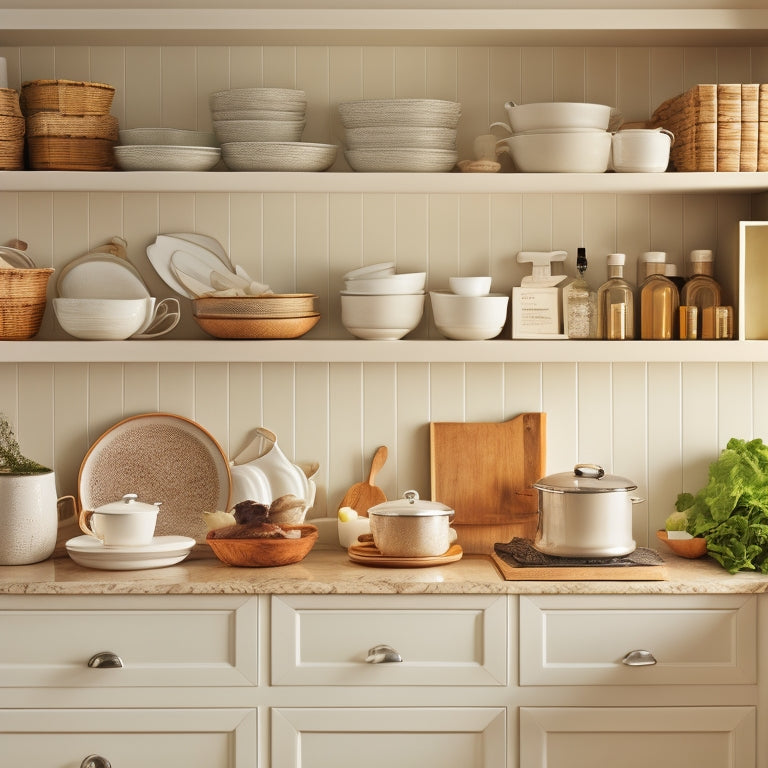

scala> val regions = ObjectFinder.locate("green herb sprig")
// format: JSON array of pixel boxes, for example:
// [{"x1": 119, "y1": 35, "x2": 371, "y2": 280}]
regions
[{"x1": 0, "y1": 414, "x2": 51, "y2": 475}]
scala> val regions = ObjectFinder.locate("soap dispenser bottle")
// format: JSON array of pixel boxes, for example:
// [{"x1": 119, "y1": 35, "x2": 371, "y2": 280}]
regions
[
  {"x1": 597, "y1": 252, "x2": 635, "y2": 339},
  {"x1": 512, "y1": 250, "x2": 568, "y2": 338},
  {"x1": 564, "y1": 247, "x2": 597, "y2": 339}
]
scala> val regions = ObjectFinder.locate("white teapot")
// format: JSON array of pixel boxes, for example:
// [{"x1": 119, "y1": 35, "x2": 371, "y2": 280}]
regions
[{"x1": 229, "y1": 428, "x2": 318, "y2": 515}]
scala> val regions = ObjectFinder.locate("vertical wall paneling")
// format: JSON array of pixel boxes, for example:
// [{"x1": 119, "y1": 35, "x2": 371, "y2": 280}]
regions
[
  {"x1": 680, "y1": 362, "x2": 718, "y2": 499},
  {"x1": 157, "y1": 362, "x2": 195, "y2": 420},
  {"x1": 617, "y1": 47, "x2": 651, "y2": 122},
  {"x1": 296, "y1": 46, "x2": 331, "y2": 145},
  {"x1": 395, "y1": 363, "x2": 431, "y2": 500},
  {"x1": 193, "y1": 363, "x2": 230, "y2": 453},
  {"x1": 576, "y1": 362, "x2": 612, "y2": 469},
  {"x1": 229, "y1": 47, "x2": 264, "y2": 91},
  {"x1": 53, "y1": 363, "x2": 89, "y2": 499},
  {"x1": 717, "y1": 363, "x2": 754, "y2": 445},
  {"x1": 123, "y1": 363, "x2": 160, "y2": 417},
  {"x1": 228, "y1": 362, "x2": 264, "y2": 460},
  {"x1": 429, "y1": 363, "x2": 466, "y2": 424},
  {"x1": 502, "y1": 363, "x2": 543, "y2": 419},
  {"x1": 541, "y1": 362, "x2": 578, "y2": 475},
  {"x1": 362, "y1": 362, "x2": 398, "y2": 500},
  {"x1": 294, "y1": 362, "x2": 329, "y2": 514},
  {"x1": 394, "y1": 46, "x2": 426, "y2": 99},
  {"x1": 124, "y1": 47, "x2": 161, "y2": 129},
  {"x1": 328, "y1": 362, "x2": 364, "y2": 504},
  {"x1": 465, "y1": 363, "x2": 505, "y2": 424},
  {"x1": 17, "y1": 363, "x2": 54, "y2": 473}
]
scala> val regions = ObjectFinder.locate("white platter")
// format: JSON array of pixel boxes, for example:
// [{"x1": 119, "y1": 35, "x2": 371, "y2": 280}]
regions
[
  {"x1": 147, "y1": 234, "x2": 230, "y2": 298},
  {"x1": 115, "y1": 145, "x2": 221, "y2": 172},
  {"x1": 56, "y1": 253, "x2": 150, "y2": 300},
  {"x1": 66, "y1": 534, "x2": 196, "y2": 570},
  {"x1": 79, "y1": 413, "x2": 232, "y2": 543}
]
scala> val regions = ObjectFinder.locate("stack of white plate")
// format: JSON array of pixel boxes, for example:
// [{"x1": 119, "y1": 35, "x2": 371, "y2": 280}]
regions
[
  {"x1": 339, "y1": 99, "x2": 461, "y2": 172},
  {"x1": 114, "y1": 128, "x2": 221, "y2": 171},
  {"x1": 211, "y1": 87, "x2": 337, "y2": 172}
]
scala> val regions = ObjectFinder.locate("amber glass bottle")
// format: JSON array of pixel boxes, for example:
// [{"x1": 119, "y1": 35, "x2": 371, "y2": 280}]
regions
[
  {"x1": 597, "y1": 253, "x2": 634, "y2": 339},
  {"x1": 681, "y1": 249, "x2": 722, "y2": 339},
  {"x1": 640, "y1": 252, "x2": 679, "y2": 340}
]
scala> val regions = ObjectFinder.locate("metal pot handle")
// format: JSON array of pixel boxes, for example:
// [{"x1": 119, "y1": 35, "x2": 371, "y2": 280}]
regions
[{"x1": 573, "y1": 463, "x2": 605, "y2": 479}]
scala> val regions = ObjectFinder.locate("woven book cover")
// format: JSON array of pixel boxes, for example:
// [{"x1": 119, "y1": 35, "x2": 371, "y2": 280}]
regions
[
  {"x1": 716, "y1": 84, "x2": 741, "y2": 171},
  {"x1": 759, "y1": 83, "x2": 768, "y2": 171},
  {"x1": 740, "y1": 84, "x2": 759, "y2": 172}
]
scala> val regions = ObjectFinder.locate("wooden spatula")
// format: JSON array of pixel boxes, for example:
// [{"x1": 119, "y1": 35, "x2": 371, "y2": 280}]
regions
[{"x1": 337, "y1": 445, "x2": 388, "y2": 517}]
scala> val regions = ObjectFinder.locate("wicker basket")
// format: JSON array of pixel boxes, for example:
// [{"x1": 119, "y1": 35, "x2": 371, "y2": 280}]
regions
[
  {"x1": 0, "y1": 268, "x2": 54, "y2": 340},
  {"x1": 0, "y1": 88, "x2": 23, "y2": 117},
  {"x1": 25, "y1": 113, "x2": 118, "y2": 170},
  {"x1": 0, "y1": 139, "x2": 24, "y2": 170},
  {"x1": 20, "y1": 79, "x2": 115, "y2": 116}
]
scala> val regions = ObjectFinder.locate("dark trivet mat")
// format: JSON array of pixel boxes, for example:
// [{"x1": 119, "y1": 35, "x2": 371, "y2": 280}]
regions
[{"x1": 494, "y1": 537, "x2": 665, "y2": 568}]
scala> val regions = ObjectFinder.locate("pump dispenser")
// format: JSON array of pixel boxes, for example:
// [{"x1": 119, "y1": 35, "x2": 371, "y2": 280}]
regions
[
  {"x1": 512, "y1": 250, "x2": 568, "y2": 338},
  {"x1": 564, "y1": 247, "x2": 597, "y2": 338}
]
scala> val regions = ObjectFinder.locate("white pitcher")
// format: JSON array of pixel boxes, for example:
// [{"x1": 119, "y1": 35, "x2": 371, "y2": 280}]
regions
[{"x1": 0, "y1": 471, "x2": 71, "y2": 565}]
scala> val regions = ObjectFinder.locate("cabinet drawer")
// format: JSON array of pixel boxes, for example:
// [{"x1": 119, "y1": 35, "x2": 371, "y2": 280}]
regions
[
  {"x1": 0, "y1": 595, "x2": 258, "y2": 687},
  {"x1": 273, "y1": 707, "x2": 506, "y2": 768},
  {"x1": 519, "y1": 594, "x2": 756, "y2": 686},
  {"x1": 271, "y1": 594, "x2": 508, "y2": 686},
  {"x1": 520, "y1": 706, "x2": 755, "y2": 768},
  {"x1": 0, "y1": 708, "x2": 257, "y2": 768}
]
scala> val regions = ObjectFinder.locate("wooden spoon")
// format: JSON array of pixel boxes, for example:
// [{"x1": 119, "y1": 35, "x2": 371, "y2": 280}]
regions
[{"x1": 337, "y1": 445, "x2": 388, "y2": 517}]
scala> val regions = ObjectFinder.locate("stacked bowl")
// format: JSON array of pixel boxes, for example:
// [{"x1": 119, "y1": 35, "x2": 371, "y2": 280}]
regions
[
  {"x1": 211, "y1": 87, "x2": 336, "y2": 172},
  {"x1": 430, "y1": 277, "x2": 509, "y2": 340},
  {"x1": 339, "y1": 98, "x2": 461, "y2": 172},
  {"x1": 115, "y1": 128, "x2": 221, "y2": 171},
  {"x1": 341, "y1": 262, "x2": 426, "y2": 340},
  {"x1": 491, "y1": 101, "x2": 614, "y2": 173}
]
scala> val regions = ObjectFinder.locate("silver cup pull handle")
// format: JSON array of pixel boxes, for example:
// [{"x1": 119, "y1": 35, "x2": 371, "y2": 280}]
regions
[
  {"x1": 80, "y1": 756, "x2": 112, "y2": 768},
  {"x1": 365, "y1": 644, "x2": 403, "y2": 664},
  {"x1": 622, "y1": 649, "x2": 657, "y2": 666},
  {"x1": 87, "y1": 651, "x2": 124, "y2": 669}
]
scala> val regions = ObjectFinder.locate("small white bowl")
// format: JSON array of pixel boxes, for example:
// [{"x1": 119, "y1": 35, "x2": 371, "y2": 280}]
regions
[
  {"x1": 342, "y1": 272, "x2": 426, "y2": 294},
  {"x1": 343, "y1": 262, "x2": 396, "y2": 280},
  {"x1": 497, "y1": 131, "x2": 611, "y2": 173},
  {"x1": 499, "y1": 101, "x2": 612, "y2": 134},
  {"x1": 53, "y1": 297, "x2": 152, "y2": 340},
  {"x1": 341, "y1": 293, "x2": 425, "y2": 340},
  {"x1": 213, "y1": 118, "x2": 305, "y2": 144},
  {"x1": 118, "y1": 128, "x2": 218, "y2": 147},
  {"x1": 448, "y1": 276, "x2": 492, "y2": 296},
  {"x1": 430, "y1": 290, "x2": 509, "y2": 339}
]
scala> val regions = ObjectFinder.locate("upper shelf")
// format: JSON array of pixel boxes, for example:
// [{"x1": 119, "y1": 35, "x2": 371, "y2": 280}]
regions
[
  {"x1": 2, "y1": 171, "x2": 768, "y2": 196},
  {"x1": 1, "y1": 7, "x2": 768, "y2": 46}
]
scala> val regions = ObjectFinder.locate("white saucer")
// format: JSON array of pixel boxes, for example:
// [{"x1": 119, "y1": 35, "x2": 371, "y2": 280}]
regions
[{"x1": 65, "y1": 535, "x2": 196, "y2": 570}]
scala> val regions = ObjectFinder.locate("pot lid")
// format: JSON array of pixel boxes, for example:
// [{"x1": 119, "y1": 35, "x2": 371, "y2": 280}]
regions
[
  {"x1": 533, "y1": 464, "x2": 637, "y2": 493},
  {"x1": 368, "y1": 490, "x2": 454, "y2": 518},
  {"x1": 93, "y1": 493, "x2": 162, "y2": 515}
]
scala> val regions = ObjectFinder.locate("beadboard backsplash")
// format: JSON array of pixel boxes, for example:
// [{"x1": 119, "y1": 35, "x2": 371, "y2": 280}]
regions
[{"x1": 1, "y1": 41, "x2": 768, "y2": 548}]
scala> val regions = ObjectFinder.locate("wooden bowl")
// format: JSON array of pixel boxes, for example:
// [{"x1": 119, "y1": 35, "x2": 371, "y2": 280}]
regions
[
  {"x1": 206, "y1": 524, "x2": 318, "y2": 567},
  {"x1": 656, "y1": 530, "x2": 707, "y2": 559}
]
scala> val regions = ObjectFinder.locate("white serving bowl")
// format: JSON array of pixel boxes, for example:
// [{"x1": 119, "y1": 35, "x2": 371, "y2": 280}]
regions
[
  {"x1": 118, "y1": 128, "x2": 218, "y2": 147},
  {"x1": 209, "y1": 87, "x2": 307, "y2": 113},
  {"x1": 338, "y1": 98, "x2": 462, "y2": 129},
  {"x1": 430, "y1": 290, "x2": 509, "y2": 340},
  {"x1": 221, "y1": 142, "x2": 337, "y2": 172},
  {"x1": 345, "y1": 148, "x2": 457, "y2": 173},
  {"x1": 53, "y1": 297, "x2": 153, "y2": 340},
  {"x1": 213, "y1": 118, "x2": 305, "y2": 144},
  {"x1": 497, "y1": 131, "x2": 612, "y2": 173},
  {"x1": 497, "y1": 101, "x2": 612, "y2": 134},
  {"x1": 611, "y1": 127, "x2": 673, "y2": 173},
  {"x1": 211, "y1": 108, "x2": 306, "y2": 122},
  {"x1": 343, "y1": 272, "x2": 426, "y2": 294},
  {"x1": 114, "y1": 145, "x2": 221, "y2": 172},
  {"x1": 448, "y1": 276, "x2": 492, "y2": 296},
  {"x1": 341, "y1": 292, "x2": 425, "y2": 340},
  {"x1": 344, "y1": 125, "x2": 457, "y2": 150},
  {"x1": 343, "y1": 262, "x2": 396, "y2": 280}
]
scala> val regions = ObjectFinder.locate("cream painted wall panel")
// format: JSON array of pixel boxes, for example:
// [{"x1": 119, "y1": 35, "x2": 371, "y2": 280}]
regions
[
  {"x1": 647, "y1": 363, "x2": 682, "y2": 532},
  {"x1": 296, "y1": 193, "x2": 329, "y2": 339},
  {"x1": 429, "y1": 363, "x2": 465, "y2": 423},
  {"x1": 0, "y1": 47, "x2": 20, "y2": 89},
  {"x1": 542, "y1": 362, "x2": 578, "y2": 474},
  {"x1": 87, "y1": 363, "x2": 124, "y2": 445},
  {"x1": 718, "y1": 363, "x2": 753, "y2": 444},
  {"x1": 0, "y1": 365, "x2": 18, "y2": 429},
  {"x1": 193, "y1": 363, "x2": 230, "y2": 454},
  {"x1": 457, "y1": 194, "x2": 492, "y2": 277},
  {"x1": 466, "y1": 363, "x2": 504, "y2": 423},
  {"x1": 229, "y1": 193, "x2": 263, "y2": 286},
  {"x1": 521, "y1": 195, "x2": 555, "y2": 254},
  {"x1": 583, "y1": 194, "x2": 616, "y2": 285},
  {"x1": 362, "y1": 47, "x2": 394, "y2": 97},
  {"x1": 88, "y1": 192, "x2": 124, "y2": 254},
  {"x1": 329, "y1": 47, "x2": 363, "y2": 170},
  {"x1": 617, "y1": 48, "x2": 651, "y2": 123},
  {"x1": 716, "y1": 46, "x2": 752, "y2": 84},
  {"x1": 683, "y1": 47, "x2": 717, "y2": 90},
  {"x1": 19, "y1": 46, "x2": 53, "y2": 82},
  {"x1": 297, "y1": 47, "x2": 330, "y2": 145},
  {"x1": 611, "y1": 363, "x2": 649, "y2": 543},
  {"x1": 651, "y1": 47, "x2": 685, "y2": 109},
  {"x1": 51, "y1": 47, "x2": 90, "y2": 83},
  {"x1": 396, "y1": 363, "x2": 431, "y2": 498},
  {"x1": 263, "y1": 46, "x2": 297, "y2": 90},
  {"x1": 0, "y1": 192, "x2": 18, "y2": 242},
  {"x1": 554, "y1": 47, "x2": 587, "y2": 103},
  {"x1": 362, "y1": 362, "x2": 398, "y2": 500},
  {"x1": 552, "y1": 194, "x2": 584, "y2": 275},
  {"x1": 427, "y1": 195, "x2": 460, "y2": 310},
  {"x1": 263, "y1": 194, "x2": 297, "y2": 292},
  {"x1": 576, "y1": 363, "x2": 612, "y2": 467},
  {"x1": 586, "y1": 47, "x2": 618, "y2": 112},
  {"x1": 755, "y1": 364, "x2": 768, "y2": 439},
  {"x1": 53, "y1": 363, "x2": 89, "y2": 498},
  {"x1": 228, "y1": 362, "x2": 264, "y2": 458},
  {"x1": 328, "y1": 362, "x2": 364, "y2": 500},
  {"x1": 18, "y1": 363, "x2": 54, "y2": 472},
  {"x1": 395, "y1": 193, "x2": 429, "y2": 271},
  {"x1": 329, "y1": 193, "x2": 362, "y2": 338},
  {"x1": 616, "y1": 195, "x2": 650, "y2": 284},
  {"x1": 522, "y1": 48, "x2": 554, "y2": 103},
  {"x1": 649, "y1": 194, "x2": 684, "y2": 269},
  {"x1": 295, "y1": 362, "x2": 329, "y2": 511},
  {"x1": 425, "y1": 47, "x2": 458, "y2": 102},
  {"x1": 682, "y1": 196, "x2": 718, "y2": 269},
  {"x1": 490, "y1": 194, "x2": 522, "y2": 289},
  {"x1": 395, "y1": 47, "x2": 427, "y2": 99},
  {"x1": 196, "y1": 46, "x2": 227, "y2": 132},
  {"x1": 229, "y1": 47, "x2": 263, "y2": 91},
  {"x1": 123, "y1": 363, "x2": 160, "y2": 417},
  {"x1": 489, "y1": 46, "x2": 521, "y2": 127},
  {"x1": 125, "y1": 47, "x2": 162, "y2": 129},
  {"x1": 262, "y1": 363, "x2": 298, "y2": 463},
  {"x1": 754, "y1": 48, "x2": 768, "y2": 80},
  {"x1": 158, "y1": 362, "x2": 195, "y2": 420},
  {"x1": 457, "y1": 48, "x2": 490, "y2": 161},
  {"x1": 90, "y1": 47, "x2": 126, "y2": 129},
  {"x1": 362, "y1": 194, "x2": 396, "y2": 266},
  {"x1": 680, "y1": 363, "x2": 718, "y2": 498},
  {"x1": 503, "y1": 362, "x2": 543, "y2": 417},
  {"x1": 191, "y1": 193, "x2": 231, "y2": 259},
  {"x1": 19, "y1": 193, "x2": 53, "y2": 265},
  {"x1": 161, "y1": 47, "x2": 197, "y2": 131}
]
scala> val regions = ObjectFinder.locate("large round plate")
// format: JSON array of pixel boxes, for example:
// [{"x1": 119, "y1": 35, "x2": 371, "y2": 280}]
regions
[
  {"x1": 57, "y1": 253, "x2": 149, "y2": 299},
  {"x1": 66, "y1": 534, "x2": 196, "y2": 570},
  {"x1": 79, "y1": 414, "x2": 232, "y2": 543}
]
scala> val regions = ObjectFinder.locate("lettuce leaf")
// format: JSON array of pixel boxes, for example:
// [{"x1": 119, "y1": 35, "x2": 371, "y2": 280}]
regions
[{"x1": 676, "y1": 437, "x2": 768, "y2": 573}]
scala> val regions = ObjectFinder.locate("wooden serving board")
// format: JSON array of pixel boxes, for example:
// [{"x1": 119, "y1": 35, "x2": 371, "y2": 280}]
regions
[
  {"x1": 491, "y1": 553, "x2": 667, "y2": 581},
  {"x1": 430, "y1": 412, "x2": 545, "y2": 554},
  {"x1": 348, "y1": 541, "x2": 463, "y2": 568}
]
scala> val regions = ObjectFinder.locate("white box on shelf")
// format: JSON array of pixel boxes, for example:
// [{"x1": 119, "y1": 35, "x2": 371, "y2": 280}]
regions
[{"x1": 738, "y1": 220, "x2": 768, "y2": 340}]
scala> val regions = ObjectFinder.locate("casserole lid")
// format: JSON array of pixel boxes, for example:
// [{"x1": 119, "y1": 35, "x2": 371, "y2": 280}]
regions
[
  {"x1": 92, "y1": 493, "x2": 162, "y2": 515},
  {"x1": 533, "y1": 464, "x2": 637, "y2": 494},
  {"x1": 368, "y1": 490, "x2": 454, "y2": 518}
]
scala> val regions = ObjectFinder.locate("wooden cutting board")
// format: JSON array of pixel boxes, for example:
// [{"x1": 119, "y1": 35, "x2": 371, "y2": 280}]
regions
[
  {"x1": 430, "y1": 412, "x2": 546, "y2": 554},
  {"x1": 491, "y1": 552, "x2": 667, "y2": 581}
]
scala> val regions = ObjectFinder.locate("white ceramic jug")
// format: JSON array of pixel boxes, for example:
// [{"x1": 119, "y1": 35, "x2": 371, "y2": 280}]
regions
[
  {"x1": 0, "y1": 471, "x2": 70, "y2": 565},
  {"x1": 229, "y1": 427, "x2": 318, "y2": 512}
]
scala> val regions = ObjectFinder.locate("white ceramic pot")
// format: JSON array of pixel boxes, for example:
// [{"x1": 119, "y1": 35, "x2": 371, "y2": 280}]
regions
[
  {"x1": 533, "y1": 464, "x2": 643, "y2": 557},
  {"x1": 368, "y1": 490, "x2": 456, "y2": 558},
  {"x1": 496, "y1": 131, "x2": 612, "y2": 173},
  {"x1": 611, "y1": 128, "x2": 673, "y2": 173},
  {"x1": 79, "y1": 493, "x2": 160, "y2": 547},
  {"x1": 0, "y1": 471, "x2": 65, "y2": 565}
]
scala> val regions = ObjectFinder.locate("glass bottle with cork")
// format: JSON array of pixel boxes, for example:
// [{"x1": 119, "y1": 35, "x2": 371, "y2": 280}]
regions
[
  {"x1": 680, "y1": 249, "x2": 725, "y2": 339},
  {"x1": 597, "y1": 252, "x2": 634, "y2": 339},
  {"x1": 640, "y1": 250, "x2": 679, "y2": 339},
  {"x1": 565, "y1": 247, "x2": 597, "y2": 339}
]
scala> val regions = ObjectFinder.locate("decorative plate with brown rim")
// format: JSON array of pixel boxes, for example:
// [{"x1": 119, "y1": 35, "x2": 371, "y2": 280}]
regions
[{"x1": 78, "y1": 413, "x2": 232, "y2": 543}]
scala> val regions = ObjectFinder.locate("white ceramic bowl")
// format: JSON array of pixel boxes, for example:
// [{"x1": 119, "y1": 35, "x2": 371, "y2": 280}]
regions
[
  {"x1": 118, "y1": 128, "x2": 218, "y2": 147},
  {"x1": 341, "y1": 293, "x2": 425, "y2": 340},
  {"x1": 344, "y1": 125, "x2": 457, "y2": 150},
  {"x1": 343, "y1": 262, "x2": 396, "y2": 280},
  {"x1": 500, "y1": 101, "x2": 612, "y2": 134},
  {"x1": 448, "y1": 276, "x2": 492, "y2": 296},
  {"x1": 338, "y1": 98, "x2": 462, "y2": 129},
  {"x1": 213, "y1": 118, "x2": 305, "y2": 143},
  {"x1": 345, "y1": 148, "x2": 457, "y2": 172},
  {"x1": 497, "y1": 131, "x2": 612, "y2": 173},
  {"x1": 343, "y1": 272, "x2": 426, "y2": 294},
  {"x1": 209, "y1": 87, "x2": 307, "y2": 113},
  {"x1": 221, "y1": 142, "x2": 337, "y2": 172},
  {"x1": 53, "y1": 297, "x2": 153, "y2": 340},
  {"x1": 211, "y1": 108, "x2": 306, "y2": 122},
  {"x1": 611, "y1": 128, "x2": 673, "y2": 173},
  {"x1": 430, "y1": 290, "x2": 509, "y2": 340},
  {"x1": 114, "y1": 145, "x2": 221, "y2": 172}
]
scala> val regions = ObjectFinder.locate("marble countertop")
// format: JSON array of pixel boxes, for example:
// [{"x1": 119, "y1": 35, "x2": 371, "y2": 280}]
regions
[{"x1": 1, "y1": 546, "x2": 768, "y2": 596}]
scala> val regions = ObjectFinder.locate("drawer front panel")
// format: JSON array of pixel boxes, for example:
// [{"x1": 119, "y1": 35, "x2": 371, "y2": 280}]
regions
[
  {"x1": 271, "y1": 594, "x2": 508, "y2": 686},
  {"x1": 0, "y1": 708, "x2": 257, "y2": 768},
  {"x1": 273, "y1": 707, "x2": 506, "y2": 768},
  {"x1": 0, "y1": 595, "x2": 258, "y2": 687},
  {"x1": 520, "y1": 706, "x2": 755, "y2": 768},
  {"x1": 519, "y1": 594, "x2": 756, "y2": 686}
]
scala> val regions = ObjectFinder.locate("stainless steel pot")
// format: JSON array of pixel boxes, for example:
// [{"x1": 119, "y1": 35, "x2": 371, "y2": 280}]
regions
[{"x1": 532, "y1": 463, "x2": 642, "y2": 557}]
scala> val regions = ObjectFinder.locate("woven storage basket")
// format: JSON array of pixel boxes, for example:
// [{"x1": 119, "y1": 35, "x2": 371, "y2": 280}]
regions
[
  {"x1": 0, "y1": 140, "x2": 24, "y2": 170},
  {"x1": 0, "y1": 268, "x2": 54, "y2": 340},
  {"x1": 21, "y1": 79, "x2": 115, "y2": 116},
  {"x1": 26, "y1": 113, "x2": 118, "y2": 170},
  {"x1": 0, "y1": 88, "x2": 23, "y2": 117}
]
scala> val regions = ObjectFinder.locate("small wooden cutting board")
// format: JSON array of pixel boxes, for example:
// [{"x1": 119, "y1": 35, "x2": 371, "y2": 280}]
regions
[{"x1": 491, "y1": 552, "x2": 667, "y2": 581}]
